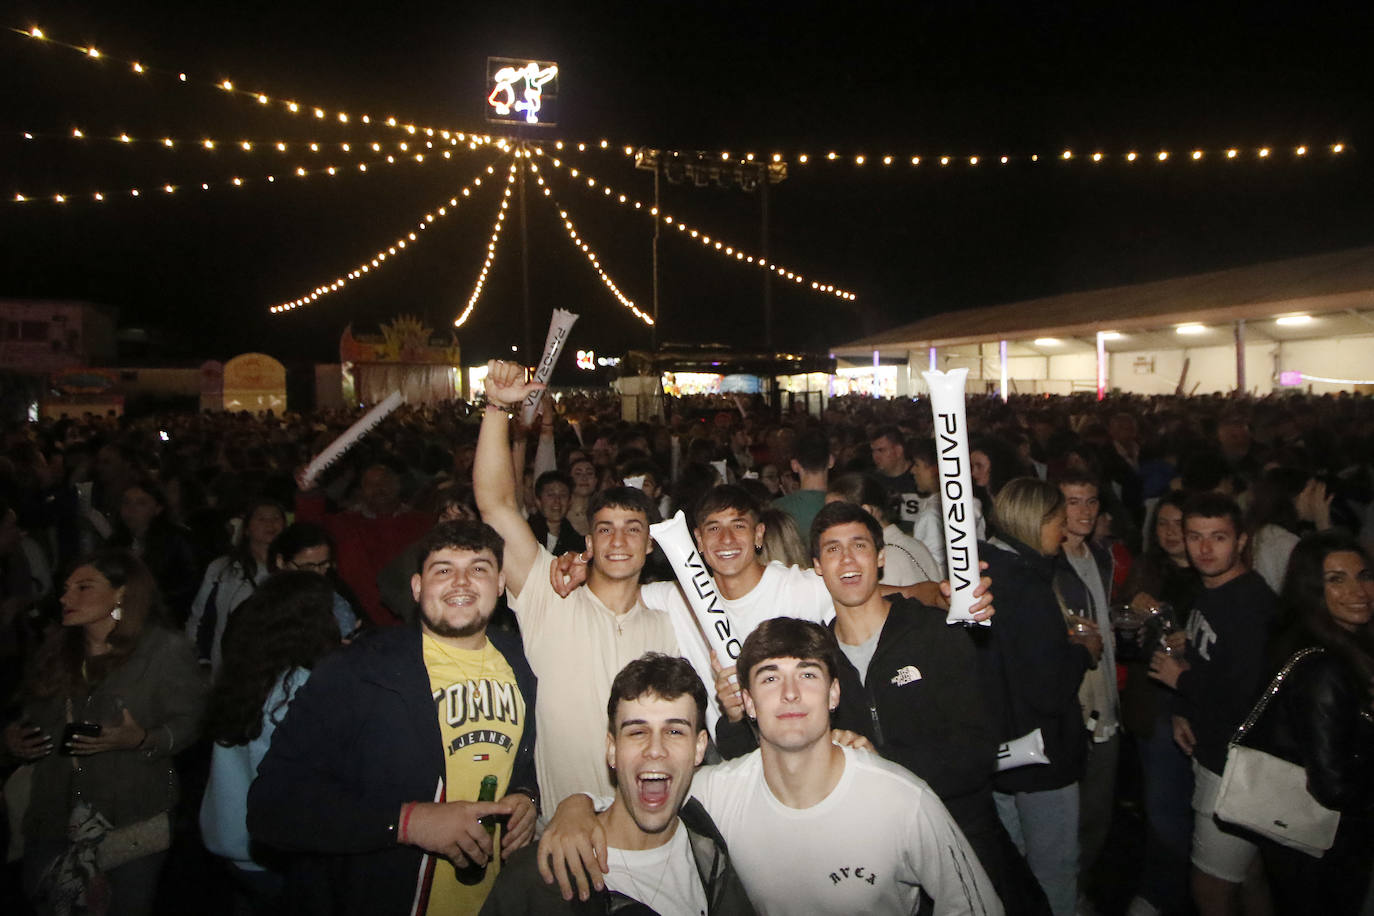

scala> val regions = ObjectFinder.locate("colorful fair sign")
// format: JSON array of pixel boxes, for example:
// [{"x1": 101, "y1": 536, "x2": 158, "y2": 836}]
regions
[{"x1": 486, "y1": 58, "x2": 559, "y2": 125}]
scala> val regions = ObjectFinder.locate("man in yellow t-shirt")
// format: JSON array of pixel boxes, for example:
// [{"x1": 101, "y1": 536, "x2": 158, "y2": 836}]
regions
[{"x1": 248, "y1": 520, "x2": 539, "y2": 915}]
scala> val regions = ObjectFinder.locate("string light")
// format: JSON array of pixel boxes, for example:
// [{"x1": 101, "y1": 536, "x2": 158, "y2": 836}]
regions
[
  {"x1": 535, "y1": 148, "x2": 857, "y2": 301},
  {"x1": 270, "y1": 160, "x2": 505, "y2": 314},
  {"x1": 453, "y1": 160, "x2": 519, "y2": 327},
  {"x1": 532, "y1": 171, "x2": 651, "y2": 324}
]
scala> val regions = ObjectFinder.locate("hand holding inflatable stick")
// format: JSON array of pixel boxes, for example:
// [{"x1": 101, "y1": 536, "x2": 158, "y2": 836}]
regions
[{"x1": 921, "y1": 369, "x2": 988, "y2": 627}]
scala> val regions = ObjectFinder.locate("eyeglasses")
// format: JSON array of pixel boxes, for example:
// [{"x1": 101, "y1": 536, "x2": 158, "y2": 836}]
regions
[{"x1": 292, "y1": 559, "x2": 333, "y2": 573}]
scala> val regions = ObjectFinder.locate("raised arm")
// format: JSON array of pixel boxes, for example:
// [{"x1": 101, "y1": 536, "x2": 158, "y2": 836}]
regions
[{"x1": 474, "y1": 360, "x2": 546, "y2": 597}]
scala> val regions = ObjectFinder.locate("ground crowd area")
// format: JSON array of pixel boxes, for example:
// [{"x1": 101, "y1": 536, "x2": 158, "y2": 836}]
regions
[{"x1": 3, "y1": 386, "x2": 1374, "y2": 915}]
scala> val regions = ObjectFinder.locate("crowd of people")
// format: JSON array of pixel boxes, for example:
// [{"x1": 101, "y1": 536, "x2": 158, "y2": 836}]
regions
[{"x1": 0, "y1": 370, "x2": 1372, "y2": 915}]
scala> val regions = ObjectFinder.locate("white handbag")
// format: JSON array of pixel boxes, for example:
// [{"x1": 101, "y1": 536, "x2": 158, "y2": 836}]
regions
[{"x1": 1213, "y1": 647, "x2": 1341, "y2": 857}]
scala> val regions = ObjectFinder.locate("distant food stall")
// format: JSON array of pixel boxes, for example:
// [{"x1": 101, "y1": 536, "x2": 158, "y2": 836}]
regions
[
  {"x1": 623, "y1": 345, "x2": 836, "y2": 415},
  {"x1": 340, "y1": 317, "x2": 462, "y2": 406},
  {"x1": 222, "y1": 353, "x2": 287, "y2": 414}
]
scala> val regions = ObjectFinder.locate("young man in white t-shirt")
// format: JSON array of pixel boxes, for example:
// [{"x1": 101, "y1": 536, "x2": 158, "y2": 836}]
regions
[
  {"x1": 537, "y1": 619, "x2": 1002, "y2": 916},
  {"x1": 482, "y1": 653, "x2": 754, "y2": 915},
  {"x1": 475, "y1": 360, "x2": 678, "y2": 813}
]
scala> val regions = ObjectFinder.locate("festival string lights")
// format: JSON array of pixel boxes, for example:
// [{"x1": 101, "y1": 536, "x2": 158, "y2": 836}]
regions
[
  {"x1": 10, "y1": 144, "x2": 473, "y2": 207},
  {"x1": 14, "y1": 25, "x2": 474, "y2": 142},
  {"x1": 533, "y1": 148, "x2": 857, "y2": 302},
  {"x1": 528, "y1": 166, "x2": 652, "y2": 325},
  {"x1": 14, "y1": 128, "x2": 499, "y2": 156},
  {"x1": 453, "y1": 160, "x2": 519, "y2": 327},
  {"x1": 269, "y1": 159, "x2": 505, "y2": 314}
]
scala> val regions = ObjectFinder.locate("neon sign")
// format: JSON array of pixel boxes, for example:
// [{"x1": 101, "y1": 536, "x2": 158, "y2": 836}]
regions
[
  {"x1": 576, "y1": 349, "x2": 595, "y2": 370},
  {"x1": 486, "y1": 58, "x2": 559, "y2": 125}
]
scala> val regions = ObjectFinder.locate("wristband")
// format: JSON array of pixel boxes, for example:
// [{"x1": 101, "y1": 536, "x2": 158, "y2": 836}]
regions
[{"x1": 399, "y1": 802, "x2": 416, "y2": 845}]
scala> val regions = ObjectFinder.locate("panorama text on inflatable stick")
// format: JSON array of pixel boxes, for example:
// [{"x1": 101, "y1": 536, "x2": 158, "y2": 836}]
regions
[
  {"x1": 520, "y1": 309, "x2": 579, "y2": 426},
  {"x1": 300, "y1": 391, "x2": 404, "y2": 489},
  {"x1": 649, "y1": 511, "x2": 743, "y2": 661}
]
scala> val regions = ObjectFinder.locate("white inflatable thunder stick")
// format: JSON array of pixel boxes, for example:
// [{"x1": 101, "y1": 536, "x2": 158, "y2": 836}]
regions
[
  {"x1": 300, "y1": 391, "x2": 404, "y2": 489},
  {"x1": 921, "y1": 368, "x2": 987, "y2": 626},
  {"x1": 996, "y1": 728, "x2": 1049, "y2": 771},
  {"x1": 649, "y1": 511, "x2": 742, "y2": 663},
  {"x1": 520, "y1": 309, "x2": 579, "y2": 426}
]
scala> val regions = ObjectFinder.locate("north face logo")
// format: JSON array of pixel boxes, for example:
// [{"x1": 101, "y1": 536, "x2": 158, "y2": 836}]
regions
[{"x1": 890, "y1": 665, "x2": 922, "y2": 686}]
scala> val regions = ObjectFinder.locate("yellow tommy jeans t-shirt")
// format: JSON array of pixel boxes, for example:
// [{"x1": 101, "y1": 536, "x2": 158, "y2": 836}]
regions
[{"x1": 422, "y1": 633, "x2": 527, "y2": 914}]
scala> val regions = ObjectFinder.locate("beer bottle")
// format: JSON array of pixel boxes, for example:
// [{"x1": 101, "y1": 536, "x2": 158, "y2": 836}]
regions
[{"x1": 454, "y1": 775, "x2": 500, "y2": 885}]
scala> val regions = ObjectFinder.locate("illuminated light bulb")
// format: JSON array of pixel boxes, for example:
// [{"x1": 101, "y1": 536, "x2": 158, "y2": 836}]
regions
[
  {"x1": 425, "y1": 128, "x2": 433, "y2": 136},
  {"x1": 745, "y1": 153, "x2": 755, "y2": 161},
  {"x1": 341, "y1": 143, "x2": 350, "y2": 152},
  {"x1": 267, "y1": 176, "x2": 274, "y2": 182},
  {"x1": 1001, "y1": 155, "x2": 1008, "y2": 163},
  {"x1": 1091, "y1": 152, "x2": 1102, "y2": 162},
  {"x1": 338, "y1": 113, "x2": 348, "y2": 123},
  {"x1": 119, "y1": 133, "x2": 131, "y2": 143},
  {"x1": 1191, "y1": 150, "x2": 1203, "y2": 160},
  {"x1": 72, "y1": 128, "x2": 84, "y2": 138},
  {"x1": 221, "y1": 80, "x2": 233, "y2": 90},
  {"x1": 1031, "y1": 154, "x2": 1039, "y2": 161},
  {"x1": 313, "y1": 108, "x2": 325, "y2": 119},
  {"x1": 202, "y1": 183, "x2": 209, "y2": 189},
  {"x1": 405, "y1": 124, "x2": 416, "y2": 134},
  {"x1": 164, "y1": 138, "x2": 174, "y2": 147},
  {"x1": 715, "y1": 242, "x2": 722, "y2": 249},
  {"x1": 386, "y1": 117, "x2": 397, "y2": 127},
  {"x1": 29, "y1": 27, "x2": 43, "y2": 38},
  {"x1": 969, "y1": 156, "x2": 979, "y2": 165},
  {"x1": 799, "y1": 154, "x2": 809, "y2": 163},
  {"x1": 1062, "y1": 150, "x2": 1073, "y2": 160},
  {"x1": 287, "y1": 101, "x2": 299, "y2": 112},
  {"x1": 387, "y1": 155, "x2": 395, "y2": 163},
  {"x1": 327, "y1": 166, "x2": 336, "y2": 175},
  {"x1": 1333, "y1": 143, "x2": 1344, "y2": 153},
  {"x1": 883, "y1": 155, "x2": 893, "y2": 165},
  {"x1": 310, "y1": 143, "x2": 319, "y2": 152},
  {"x1": 1296, "y1": 145, "x2": 1307, "y2": 155},
  {"x1": 241, "y1": 141, "x2": 252, "y2": 151},
  {"x1": 133, "y1": 62, "x2": 144, "y2": 74},
  {"x1": 179, "y1": 73, "x2": 187, "y2": 82},
  {"x1": 130, "y1": 189, "x2": 139, "y2": 196},
  {"x1": 371, "y1": 142, "x2": 381, "y2": 152},
  {"x1": 722, "y1": 151, "x2": 731, "y2": 160},
  {"x1": 86, "y1": 47, "x2": 100, "y2": 58},
  {"x1": 163, "y1": 184, "x2": 175, "y2": 193},
  {"x1": 910, "y1": 156, "x2": 920, "y2": 165},
  {"x1": 296, "y1": 167, "x2": 306, "y2": 176},
  {"x1": 94, "y1": 192, "x2": 103, "y2": 200},
  {"x1": 12, "y1": 194, "x2": 23, "y2": 202},
  {"x1": 1126, "y1": 151, "x2": 1137, "y2": 161},
  {"x1": 396, "y1": 240, "x2": 405, "y2": 248},
  {"x1": 22, "y1": 132, "x2": 32, "y2": 140},
  {"x1": 232, "y1": 177, "x2": 243, "y2": 186},
  {"x1": 257, "y1": 94, "x2": 268, "y2": 104},
  {"x1": 443, "y1": 150, "x2": 451, "y2": 159},
  {"x1": 855, "y1": 155, "x2": 865, "y2": 165},
  {"x1": 1276, "y1": 314, "x2": 1312, "y2": 326},
  {"x1": 1226, "y1": 149, "x2": 1237, "y2": 158},
  {"x1": 690, "y1": 229, "x2": 699, "y2": 238},
  {"x1": 1259, "y1": 147, "x2": 1271, "y2": 157},
  {"x1": 827, "y1": 151, "x2": 837, "y2": 160},
  {"x1": 939, "y1": 156, "x2": 949, "y2": 165},
  {"x1": 1175, "y1": 323, "x2": 1206, "y2": 335},
  {"x1": 415, "y1": 154, "x2": 423, "y2": 162},
  {"x1": 600, "y1": 139, "x2": 609, "y2": 148},
  {"x1": 462, "y1": 188, "x2": 470, "y2": 196},
  {"x1": 203, "y1": 139, "x2": 215, "y2": 149},
  {"x1": 1157, "y1": 151, "x2": 1169, "y2": 161},
  {"x1": 54, "y1": 194, "x2": 65, "y2": 203}
]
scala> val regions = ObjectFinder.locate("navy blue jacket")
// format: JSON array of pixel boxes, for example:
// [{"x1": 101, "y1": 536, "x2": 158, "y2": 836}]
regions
[{"x1": 248, "y1": 624, "x2": 538, "y2": 916}]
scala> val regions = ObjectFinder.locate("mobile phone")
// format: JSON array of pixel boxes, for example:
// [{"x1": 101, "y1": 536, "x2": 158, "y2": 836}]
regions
[{"x1": 60, "y1": 721, "x2": 102, "y2": 755}]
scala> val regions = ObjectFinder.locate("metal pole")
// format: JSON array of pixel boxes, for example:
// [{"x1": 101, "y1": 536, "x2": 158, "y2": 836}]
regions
[
  {"x1": 518, "y1": 149, "x2": 532, "y2": 363},
  {"x1": 1234, "y1": 319, "x2": 1246, "y2": 394},
  {"x1": 652, "y1": 163, "x2": 661, "y2": 351},
  {"x1": 761, "y1": 168, "x2": 773, "y2": 350}
]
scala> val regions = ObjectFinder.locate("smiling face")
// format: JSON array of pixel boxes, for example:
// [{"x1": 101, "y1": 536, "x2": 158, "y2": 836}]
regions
[
  {"x1": 1322, "y1": 550, "x2": 1374, "y2": 632},
  {"x1": 587, "y1": 506, "x2": 651, "y2": 583},
  {"x1": 694, "y1": 507, "x2": 764, "y2": 579},
  {"x1": 61, "y1": 564, "x2": 124, "y2": 629},
  {"x1": 410, "y1": 546, "x2": 504, "y2": 647},
  {"x1": 1060, "y1": 483, "x2": 1100, "y2": 540},
  {"x1": 742, "y1": 656, "x2": 840, "y2": 753},
  {"x1": 813, "y1": 520, "x2": 884, "y2": 609},
  {"x1": 537, "y1": 481, "x2": 571, "y2": 525},
  {"x1": 605, "y1": 692, "x2": 707, "y2": 842}
]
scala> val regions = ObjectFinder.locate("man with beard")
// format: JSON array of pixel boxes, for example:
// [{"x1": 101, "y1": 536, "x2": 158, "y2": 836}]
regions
[
  {"x1": 248, "y1": 520, "x2": 539, "y2": 915},
  {"x1": 482, "y1": 654, "x2": 754, "y2": 915}
]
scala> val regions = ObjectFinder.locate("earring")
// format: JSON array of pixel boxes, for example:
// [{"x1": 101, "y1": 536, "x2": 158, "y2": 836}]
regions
[
  {"x1": 754, "y1": 543, "x2": 763, "y2": 555},
  {"x1": 110, "y1": 604, "x2": 123, "y2": 622}
]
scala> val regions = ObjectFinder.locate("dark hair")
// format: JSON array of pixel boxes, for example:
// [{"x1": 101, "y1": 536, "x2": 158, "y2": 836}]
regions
[
  {"x1": 793, "y1": 431, "x2": 831, "y2": 474},
  {"x1": 534, "y1": 470, "x2": 574, "y2": 498},
  {"x1": 269, "y1": 522, "x2": 335, "y2": 571},
  {"x1": 737, "y1": 617, "x2": 842, "y2": 690},
  {"x1": 1182, "y1": 491, "x2": 1244, "y2": 535},
  {"x1": 870, "y1": 425, "x2": 906, "y2": 452},
  {"x1": 606, "y1": 653, "x2": 709, "y2": 733},
  {"x1": 810, "y1": 500, "x2": 885, "y2": 560},
  {"x1": 230, "y1": 498, "x2": 288, "y2": 581},
  {"x1": 1053, "y1": 469, "x2": 1100, "y2": 492},
  {"x1": 205, "y1": 571, "x2": 340, "y2": 746},
  {"x1": 414, "y1": 520, "x2": 506, "y2": 575},
  {"x1": 1275, "y1": 531, "x2": 1374, "y2": 700},
  {"x1": 969, "y1": 438, "x2": 1024, "y2": 497},
  {"x1": 908, "y1": 437, "x2": 937, "y2": 466},
  {"x1": 29, "y1": 549, "x2": 166, "y2": 698},
  {"x1": 826, "y1": 473, "x2": 890, "y2": 520},
  {"x1": 587, "y1": 485, "x2": 657, "y2": 524},
  {"x1": 694, "y1": 485, "x2": 760, "y2": 528}
]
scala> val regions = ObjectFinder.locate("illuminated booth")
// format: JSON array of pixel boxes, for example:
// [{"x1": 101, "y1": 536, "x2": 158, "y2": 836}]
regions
[
  {"x1": 340, "y1": 317, "x2": 462, "y2": 406},
  {"x1": 621, "y1": 345, "x2": 836, "y2": 415}
]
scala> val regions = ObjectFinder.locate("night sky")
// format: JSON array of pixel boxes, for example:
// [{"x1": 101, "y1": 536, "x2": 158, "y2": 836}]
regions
[{"x1": 3, "y1": 1, "x2": 1371, "y2": 375}]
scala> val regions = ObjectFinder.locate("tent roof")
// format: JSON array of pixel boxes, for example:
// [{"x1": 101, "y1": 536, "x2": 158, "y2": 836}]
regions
[{"x1": 834, "y1": 244, "x2": 1374, "y2": 354}]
